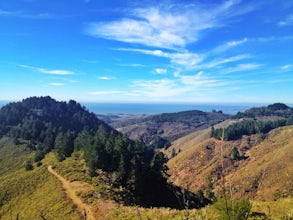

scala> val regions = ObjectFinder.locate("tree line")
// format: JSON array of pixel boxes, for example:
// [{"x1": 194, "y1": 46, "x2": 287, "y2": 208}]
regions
[{"x1": 211, "y1": 118, "x2": 293, "y2": 141}]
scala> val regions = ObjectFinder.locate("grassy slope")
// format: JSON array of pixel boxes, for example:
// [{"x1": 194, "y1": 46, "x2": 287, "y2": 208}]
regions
[
  {"x1": 166, "y1": 125, "x2": 293, "y2": 218},
  {"x1": 0, "y1": 138, "x2": 81, "y2": 220}
]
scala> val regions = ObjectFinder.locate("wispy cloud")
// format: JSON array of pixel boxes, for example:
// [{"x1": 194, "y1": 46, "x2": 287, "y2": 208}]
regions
[
  {"x1": 278, "y1": 14, "x2": 293, "y2": 26},
  {"x1": 0, "y1": 9, "x2": 52, "y2": 19},
  {"x1": 97, "y1": 76, "x2": 116, "y2": 80},
  {"x1": 88, "y1": 90, "x2": 122, "y2": 95},
  {"x1": 222, "y1": 63, "x2": 261, "y2": 74},
  {"x1": 49, "y1": 82, "x2": 64, "y2": 86},
  {"x1": 179, "y1": 71, "x2": 226, "y2": 87},
  {"x1": 85, "y1": 1, "x2": 254, "y2": 49},
  {"x1": 281, "y1": 64, "x2": 292, "y2": 70},
  {"x1": 202, "y1": 54, "x2": 250, "y2": 69},
  {"x1": 130, "y1": 71, "x2": 230, "y2": 99},
  {"x1": 118, "y1": 48, "x2": 203, "y2": 70},
  {"x1": 118, "y1": 63, "x2": 146, "y2": 67},
  {"x1": 154, "y1": 68, "x2": 167, "y2": 75},
  {"x1": 19, "y1": 64, "x2": 74, "y2": 75},
  {"x1": 211, "y1": 38, "x2": 248, "y2": 53},
  {"x1": 131, "y1": 79, "x2": 189, "y2": 98}
]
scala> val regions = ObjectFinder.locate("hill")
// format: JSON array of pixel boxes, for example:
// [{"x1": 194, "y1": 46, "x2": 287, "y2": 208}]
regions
[
  {"x1": 0, "y1": 96, "x2": 207, "y2": 212},
  {"x1": 167, "y1": 125, "x2": 293, "y2": 203},
  {"x1": 233, "y1": 103, "x2": 293, "y2": 119},
  {"x1": 99, "y1": 110, "x2": 229, "y2": 149}
]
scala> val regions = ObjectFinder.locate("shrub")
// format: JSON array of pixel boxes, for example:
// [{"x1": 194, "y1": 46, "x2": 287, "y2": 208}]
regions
[
  {"x1": 25, "y1": 160, "x2": 34, "y2": 171},
  {"x1": 214, "y1": 198, "x2": 252, "y2": 220}
]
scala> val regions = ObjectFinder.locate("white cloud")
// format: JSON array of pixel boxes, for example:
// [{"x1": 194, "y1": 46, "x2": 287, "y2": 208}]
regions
[
  {"x1": 154, "y1": 68, "x2": 167, "y2": 75},
  {"x1": 118, "y1": 63, "x2": 145, "y2": 67},
  {"x1": 278, "y1": 14, "x2": 293, "y2": 26},
  {"x1": 179, "y1": 71, "x2": 223, "y2": 87},
  {"x1": 88, "y1": 91, "x2": 121, "y2": 95},
  {"x1": 98, "y1": 76, "x2": 116, "y2": 80},
  {"x1": 118, "y1": 48, "x2": 203, "y2": 70},
  {"x1": 281, "y1": 64, "x2": 292, "y2": 70},
  {"x1": 49, "y1": 82, "x2": 64, "y2": 86},
  {"x1": 222, "y1": 63, "x2": 261, "y2": 74},
  {"x1": 0, "y1": 9, "x2": 52, "y2": 19},
  {"x1": 212, "y1": 38, "x2": 248, "y2": 53},
  {"x1": 130, "y1": 71, "x2": 230, "y2": 99},
  {"x1": 202, "y1": 54, "x2": 250, "y2": 69},
  {"x1": 131, "y1": 79, "x2": 189, "y2": 98},
  {"x1": 19, "y1": 64, "x2": 74, "y2": 75},
  {"x1": 86, "y1": 1, "x2": 253, "y2": 49}
]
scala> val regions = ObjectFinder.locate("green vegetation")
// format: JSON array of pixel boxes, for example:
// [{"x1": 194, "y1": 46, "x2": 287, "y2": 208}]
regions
[
  {"x1": 0, "y1": 96, "x2": 208, "y2": 209},
  {"x1": 234, "y1": 103, "x2": 293, "y2": 118},
  {"x1": 1, "y1": 98, "x2": 293, "y2": 219},
  {"x1": 0, "y1": 138, "x2": 80, "y2": 219},
  {"x1": 214, "y1": 198, "x2": 252, "y2": 220},
  {"x1": 211, "y1": 118, "x2": 293, "y2": 141}
]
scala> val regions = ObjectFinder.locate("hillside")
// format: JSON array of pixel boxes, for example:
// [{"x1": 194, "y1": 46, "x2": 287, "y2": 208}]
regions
[
  {"x1": 0, "y1": 138, "x2": 81, "y2": 219},
  {"x1": 0, "y1": 97, "x2": 208, "y2": 214},
  {"x1": 99, "y1": 110, "x2": 229, "y2": 149},
  {"x1": 167, "y1": 125, "x2": 293, "y2": 203},
  {"x1": 234, "y1": 103, "x2": 293, "y2": 119}
]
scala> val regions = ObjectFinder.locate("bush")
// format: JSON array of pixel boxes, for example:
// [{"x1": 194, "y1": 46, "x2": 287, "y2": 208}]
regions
[
  {"x1": 214, "y1": 198, "x2": 251, "y2": 220},
  {"x1": 25, "y1": 160, "x2": 34, "y2": 171}
]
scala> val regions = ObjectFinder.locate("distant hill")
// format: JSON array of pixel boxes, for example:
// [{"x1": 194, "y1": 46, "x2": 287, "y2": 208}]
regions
[
  {"x1": 233, "y1": 103, "x2": 293, "y2": 119},
  {"x1": 99, "y1": 110, "x2": 230, "y2": 149},
  {"x1": 211, "y1": 103, "x2": 293, "y2": 141}
]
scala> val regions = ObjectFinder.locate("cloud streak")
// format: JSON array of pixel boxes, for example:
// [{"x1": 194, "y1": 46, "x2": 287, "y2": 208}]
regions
[
  {"x1": 278, "y1": 14, "x2": 293, "y2": 26},
  {"x1": 98, "y1": 76, "x2": 116, "y2": 80},
  {"x1": 0, "y1": 9, "x2": 52, "y2": 19},
  {"x1": 19, "y1": 65, "x2": 74, "y2": 75},
  {"x1": 49, "y1": 82, "x2": 64, "y2": 86}
]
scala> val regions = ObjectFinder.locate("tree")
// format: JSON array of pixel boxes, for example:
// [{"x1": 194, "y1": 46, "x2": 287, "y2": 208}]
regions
[
  {"x1": 55, "y1": 131, "x2": 74, "y2": 161},
  {"x1": 25, "y1": 160, "x2": 33, "y2": 171},
  {"x1": 171, "y1": 148, "x2": 176, "y2": 158},
  {"x1": 230, "y1": 147, "x2": 240, "y2": 160},
  {"x1": 150, "y1": 152, "x2": 169, "y2": 178}
]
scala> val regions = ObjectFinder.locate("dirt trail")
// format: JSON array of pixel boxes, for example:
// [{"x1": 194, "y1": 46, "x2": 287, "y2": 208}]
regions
[{"x1": 48, "y1": 166, "x2": 95, "y2": 220}]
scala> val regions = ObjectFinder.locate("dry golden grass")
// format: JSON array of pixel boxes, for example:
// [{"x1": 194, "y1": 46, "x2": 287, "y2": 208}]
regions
[{"x1": 167, "y1": 125, "x2": 293, "y2": 202}]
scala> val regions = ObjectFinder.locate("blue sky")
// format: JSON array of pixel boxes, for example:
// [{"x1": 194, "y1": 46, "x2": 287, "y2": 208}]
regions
[{"x1": 0, "y1": 0, "x2": 292, "y2": 103}]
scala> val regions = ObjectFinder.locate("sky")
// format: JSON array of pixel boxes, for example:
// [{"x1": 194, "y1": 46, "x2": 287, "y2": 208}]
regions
[{"x1": 0, "y1": 0, "x2": 293, "y2": 104}]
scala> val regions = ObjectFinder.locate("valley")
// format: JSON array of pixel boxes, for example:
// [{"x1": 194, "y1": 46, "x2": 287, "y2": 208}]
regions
[{"x1": 0, "y1": 97, "x2": 293, "y2": 219}]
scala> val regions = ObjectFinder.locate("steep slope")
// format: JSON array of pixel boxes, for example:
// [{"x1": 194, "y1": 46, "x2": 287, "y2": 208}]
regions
[
  {"x1": 167, "y1": 125, "x2": 293, "y2": 201},
  {"x1": 0, "y1": 137, "x2": 81, "y2": 219}
]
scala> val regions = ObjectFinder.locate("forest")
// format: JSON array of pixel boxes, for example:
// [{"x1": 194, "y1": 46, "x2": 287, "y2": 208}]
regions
[{"x1": 211, "y1": 118, "x2": 293, "y2": 141}]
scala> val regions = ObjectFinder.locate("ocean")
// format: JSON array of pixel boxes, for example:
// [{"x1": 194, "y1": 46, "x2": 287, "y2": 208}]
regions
[
  {"x1": 0, "y1": 100, "x2": 265, "y2": 115},
  {"x1": 82, "y1": 102, "x2": 263, "y2": 115}
]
